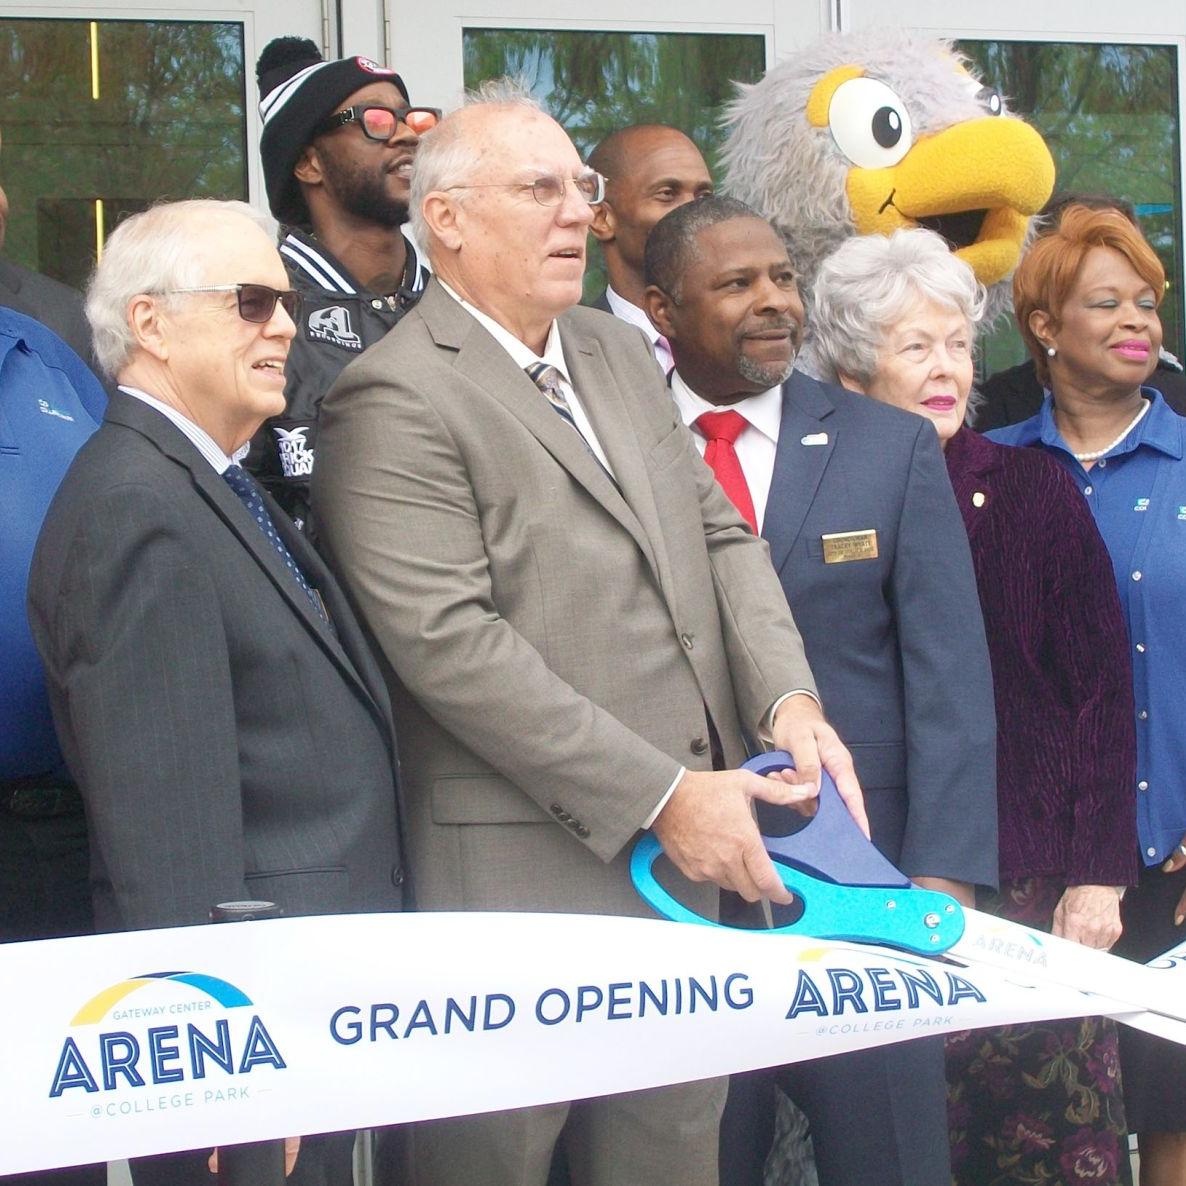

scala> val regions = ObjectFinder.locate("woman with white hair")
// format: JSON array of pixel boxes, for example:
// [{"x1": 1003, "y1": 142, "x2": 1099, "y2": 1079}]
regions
[{"x1": 813, "y1": 228, "x2": 1139, "y2": 1185}]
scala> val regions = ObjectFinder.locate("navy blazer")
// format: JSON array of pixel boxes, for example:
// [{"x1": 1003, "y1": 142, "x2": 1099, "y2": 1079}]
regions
[{"x1": 764, "y1": 371, "x2": 998, "y2": 886}]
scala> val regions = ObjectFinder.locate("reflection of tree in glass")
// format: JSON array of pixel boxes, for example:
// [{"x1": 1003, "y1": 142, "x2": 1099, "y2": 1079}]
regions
[
  {"x1": 958, "y1": 40, "x2": 1182, "y2": 360},
  {"x1": 464, "y1": 30, "x2": 763, "y2": 165},
  {"x1": 0, "y1": 19, "x2": 246, "y2": 281},
  {"x1": 463, "y1": 28, "x2": 764, "y2": 301}
]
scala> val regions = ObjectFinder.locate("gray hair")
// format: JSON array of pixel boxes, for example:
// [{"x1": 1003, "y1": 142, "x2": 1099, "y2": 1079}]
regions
[
  {"x1": 409, "y1": 77, "x2": 543, "y2": 249},
  {"x1": 811, "y1": 228, "x2": 986, "y2": 385},
  {"x1": 86, "y1": 199, "x2": 270, "y2": 379}
]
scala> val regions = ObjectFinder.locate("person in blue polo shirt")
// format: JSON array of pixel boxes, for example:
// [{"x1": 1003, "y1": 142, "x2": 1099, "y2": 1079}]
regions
[
  {"x1": 1, "y1": 305, "x2": 105, "y2": 1186},
  {"x1": 990, "y1": 204, "x2": 1186, "y2": 1185}
]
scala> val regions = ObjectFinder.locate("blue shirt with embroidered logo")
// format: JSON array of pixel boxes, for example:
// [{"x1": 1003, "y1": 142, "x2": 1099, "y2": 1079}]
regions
[
  {"x1": 0, "y1": 306, "x2": 105, "y2": 778},
  {"x1": 988, "y1": 388, "x2": 1186, "y2": 866}
]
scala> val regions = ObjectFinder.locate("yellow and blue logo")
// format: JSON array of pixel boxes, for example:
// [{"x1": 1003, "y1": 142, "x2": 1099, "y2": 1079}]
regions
[
  {"x1": 72, "y1": 971, "x2": 252, "y2": 1026},
  {"x1": 50, "y1": 970, "x2": 284, "y2": 1100}
]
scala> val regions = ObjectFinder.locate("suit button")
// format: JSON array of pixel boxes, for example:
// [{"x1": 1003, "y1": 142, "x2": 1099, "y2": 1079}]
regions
[
  {"x1": 690, "y1": 736, "x2": 709, "y2": 755},
  {"x1": 680, "y1": 632, "x2": 695, "y2": 649},
  {"x1": 550, "y1": 803, "x2": 564, "y2": 817},
  {"x1": 575, "y1": 825, "x2": 590, "y2": 839},
  {"x1": 390, "y1": 866, "x2": 405, "y2": 887}
]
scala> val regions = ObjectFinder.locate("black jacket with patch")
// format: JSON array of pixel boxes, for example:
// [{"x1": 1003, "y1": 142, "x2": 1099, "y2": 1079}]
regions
[{"x1": 245, "y1": 228, "x2": 428, "y2": 531}]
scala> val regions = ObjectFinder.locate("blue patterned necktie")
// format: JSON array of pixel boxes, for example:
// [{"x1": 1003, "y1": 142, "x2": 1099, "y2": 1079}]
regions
[{"x1": 222, "y1": 464, "x2": 329, "y2": 624}]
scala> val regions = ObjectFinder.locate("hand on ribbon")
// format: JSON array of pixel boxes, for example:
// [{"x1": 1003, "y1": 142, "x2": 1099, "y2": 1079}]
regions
[{"x1": 1052, "y1": 885, "x2": 1124, "y2": 950}]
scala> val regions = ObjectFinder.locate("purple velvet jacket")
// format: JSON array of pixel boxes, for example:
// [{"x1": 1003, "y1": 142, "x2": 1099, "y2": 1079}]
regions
[{"x1": 945, "y1": 427, "x2": 1138, "y2": 885}]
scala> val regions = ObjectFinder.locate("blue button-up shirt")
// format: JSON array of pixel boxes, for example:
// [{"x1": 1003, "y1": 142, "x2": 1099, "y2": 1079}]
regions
[
  {"x1": 0, "y1": 307, "x2": 105, "y2": 778},
  {"x1": 989, "y1": 389, "x2": 1186, "y2": 865}
]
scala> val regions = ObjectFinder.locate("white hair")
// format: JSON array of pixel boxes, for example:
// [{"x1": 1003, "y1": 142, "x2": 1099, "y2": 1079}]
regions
[
  {"x1": 86, "y1": 199, "x2": 271, "y2": 379},
  {"x1": 409, "y1": 77, "x2": 543, "y2": 250},
  {"x1": 810, "y1": 227, "x2": 987, "y2": 385}
]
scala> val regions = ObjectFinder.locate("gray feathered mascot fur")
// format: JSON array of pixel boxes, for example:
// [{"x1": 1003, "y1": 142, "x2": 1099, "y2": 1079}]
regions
[{"x1": 722, "y1": 29, "x2": 1055, "y2": 349}]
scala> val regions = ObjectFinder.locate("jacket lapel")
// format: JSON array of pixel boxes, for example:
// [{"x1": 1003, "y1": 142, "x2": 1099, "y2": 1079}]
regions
[
  {"x1": 562, "y1": 329, "x2": 664, "y2": 582},
  {"x1": 763, "y1": 370, "x2": 838, "y2": 573},
  {"x1": 943, "y1": 426, "x2": 1002, "y2": 548},
  {"x1": 105, "y1": 392, "x2": 381, "y2": 715},
  {"x1": 420, "y1": 281, "x2": 661, "y2": 580}
]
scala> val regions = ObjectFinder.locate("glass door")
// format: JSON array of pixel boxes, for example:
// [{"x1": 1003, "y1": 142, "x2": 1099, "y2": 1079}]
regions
[{"x1": 0, "y1": 0, "x2": 324, "y2": 284}]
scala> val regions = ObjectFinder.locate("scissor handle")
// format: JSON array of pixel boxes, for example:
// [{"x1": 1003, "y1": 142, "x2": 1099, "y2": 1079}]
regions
[{"x1": 630, "y1": 752, "x2": 965, "y2": 955}]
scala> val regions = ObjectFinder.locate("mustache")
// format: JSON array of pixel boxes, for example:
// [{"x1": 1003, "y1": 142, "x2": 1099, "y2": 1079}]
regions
[{"x1": 744, "y1": 318, "x2": 800, "y2": 335}]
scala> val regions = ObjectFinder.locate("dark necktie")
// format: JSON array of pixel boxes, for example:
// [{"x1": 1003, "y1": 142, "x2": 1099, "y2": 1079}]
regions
[
  {"x1": 525, "y1": 362, "x2": 617, "y2": 484},
  {"x1": 693, "y1": 410, "x2": 758, "y2": 533},
  {"x1": 222, "y1": 464, "x2": 329, "y2": 623}
]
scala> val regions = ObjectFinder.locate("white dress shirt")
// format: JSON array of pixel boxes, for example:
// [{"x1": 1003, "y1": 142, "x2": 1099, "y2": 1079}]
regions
[
  {"x1": 437, "y1": 280, "x2": 616, "y2": 476},
  {"x1": 670, "y1": 371, "x2": 818, "y2": 729},
  {"x1": 606, "y1": 286, "x2": 673, "y2": 373},
  {"x1": 119, "y1": 385, "x2": 247, "y2": 473},
  {"x1": 670, "y1": 370, "x2": 782, "y2": 531}
]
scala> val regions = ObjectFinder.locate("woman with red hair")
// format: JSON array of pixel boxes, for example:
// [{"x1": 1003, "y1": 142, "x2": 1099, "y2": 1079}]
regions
[{"x1": 991, "y1": 205, "x2": 1186, "y2": 1186}]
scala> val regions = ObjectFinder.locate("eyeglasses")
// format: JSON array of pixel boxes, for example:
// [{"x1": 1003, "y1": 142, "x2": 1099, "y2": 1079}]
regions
[
  {"x1": 445, "y1": 171, "x2": 607, "y2": 207},
  {"x1": 160, "y1": 284, "x2": 303, "y2": 324},
  {"x1": 317, "y1": 104, "x2": 442, "y2": 141}
]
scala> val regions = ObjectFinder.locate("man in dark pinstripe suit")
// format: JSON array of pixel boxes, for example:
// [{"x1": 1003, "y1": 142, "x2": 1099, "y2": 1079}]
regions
[{"x1": 27, "y1": 199, "x2": 404, "y2": 1186}]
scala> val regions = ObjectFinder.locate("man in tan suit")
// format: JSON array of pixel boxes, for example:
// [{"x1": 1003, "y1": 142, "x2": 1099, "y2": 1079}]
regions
[{"x1": 312, "y1": 83, "x2": 865, "y2": 1186}]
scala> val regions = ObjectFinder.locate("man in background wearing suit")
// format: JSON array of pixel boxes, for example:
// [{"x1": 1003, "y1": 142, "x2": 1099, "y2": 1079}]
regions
[
  {"x1": 28, "y1": 199, "x2": 405, "y2": 1186},
  {"x1": 586, "y1": 124, "x2": 713, "y2": 370},
  {"x1": 312, "y1": 85, "x2": 866, "y2": 1186},
  {"x1": 645, "y1": 196, "x2": 997, "y2": 1186}
]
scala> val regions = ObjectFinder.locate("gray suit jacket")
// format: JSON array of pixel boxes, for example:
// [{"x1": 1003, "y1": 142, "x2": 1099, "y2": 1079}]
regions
[
  {"x1": 312, "y1": 278, "x2": 815, "y2": 916},
  {"x1": 764, "y1": 371, "x2": 997, "y2": 887},
  {"x1": 28, "y1": 391, "x2": 405, "y2": 931}
]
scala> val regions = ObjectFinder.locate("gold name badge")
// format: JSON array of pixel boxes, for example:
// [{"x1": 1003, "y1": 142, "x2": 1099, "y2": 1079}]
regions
[{"x1": 821, "y1": 529, "x2": 878, "y2": 564}]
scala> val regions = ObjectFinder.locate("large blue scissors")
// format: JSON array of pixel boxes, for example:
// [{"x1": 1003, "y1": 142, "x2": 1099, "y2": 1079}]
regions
[{"x1": 630, "y1": 751, "x2": 965, "y2": 956}]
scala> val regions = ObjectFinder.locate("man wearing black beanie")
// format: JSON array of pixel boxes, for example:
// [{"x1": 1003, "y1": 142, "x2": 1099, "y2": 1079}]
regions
[{"x1": 248, "y1": 37, "x2": 439, "y2": 532}]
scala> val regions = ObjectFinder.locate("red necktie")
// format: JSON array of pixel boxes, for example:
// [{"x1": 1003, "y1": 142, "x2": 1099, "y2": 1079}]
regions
[{"x1": 694, "y1": 410, "x2": 758, "y2": 533}]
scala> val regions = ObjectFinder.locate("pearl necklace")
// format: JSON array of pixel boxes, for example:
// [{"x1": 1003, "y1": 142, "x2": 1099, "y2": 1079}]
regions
[{"x1": 1071, "y1": 399, "x2": 1151, "y2": 462}]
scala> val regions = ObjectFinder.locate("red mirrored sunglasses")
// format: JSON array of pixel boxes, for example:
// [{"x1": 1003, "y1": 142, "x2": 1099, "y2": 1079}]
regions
[{"x1": 318, "y1": 104, "x2": 442, "y2": 141}]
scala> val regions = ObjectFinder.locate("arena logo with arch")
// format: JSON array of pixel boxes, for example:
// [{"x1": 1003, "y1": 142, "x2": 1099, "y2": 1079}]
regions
[{"x1": 49, "y1": 971, "x2": 285, "y2": 1100}]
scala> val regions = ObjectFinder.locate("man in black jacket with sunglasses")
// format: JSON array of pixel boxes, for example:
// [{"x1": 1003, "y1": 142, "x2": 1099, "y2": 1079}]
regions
[{"x1": 248, "y1": 37, "x2": 439, "y2": 532}]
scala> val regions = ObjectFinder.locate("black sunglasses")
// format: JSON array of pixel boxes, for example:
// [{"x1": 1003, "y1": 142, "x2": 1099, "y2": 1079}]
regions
[
  {"x1": 161, "y1": 283, "x2": 302, "y2": 324},
  {"x1": 318, "y1": 104, "x2": 442, "y2": 141}
]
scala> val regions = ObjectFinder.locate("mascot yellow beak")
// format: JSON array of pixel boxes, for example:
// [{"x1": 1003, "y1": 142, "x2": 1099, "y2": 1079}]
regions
[
  {"x1": 808, "y1": 65, "x2": 1056, "y2": 288},
  {"x1": 846, "y1": 117, "x2": 1055, "y2": 287}
]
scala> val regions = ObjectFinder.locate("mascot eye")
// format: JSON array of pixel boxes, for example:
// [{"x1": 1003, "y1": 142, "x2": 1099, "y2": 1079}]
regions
[
  {"x1": 977, "y1": 86, "x2": 1003, "y2": 115},
  {"x1": 827, "y1": 77, "x2": 914, "y2": 170}
]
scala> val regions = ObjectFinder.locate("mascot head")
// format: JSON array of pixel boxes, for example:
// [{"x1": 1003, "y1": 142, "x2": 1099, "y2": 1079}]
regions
[{"x1": 721, "y1": 29, "x2": 1055, "y2": 324}]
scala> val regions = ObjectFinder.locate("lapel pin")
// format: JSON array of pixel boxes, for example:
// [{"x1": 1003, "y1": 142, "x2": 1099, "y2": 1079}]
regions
[
  {"x1": 801, "y1": 432, "x2": 828, "y2": 446},
  {"x1": 972, "y1": 491, "x2": 986, "y2": 508}
]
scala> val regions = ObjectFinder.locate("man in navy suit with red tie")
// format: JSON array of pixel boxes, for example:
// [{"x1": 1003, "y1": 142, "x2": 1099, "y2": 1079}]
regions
[{"x1": 645, "y1": 196, "x2": 998, "y2": 1186}]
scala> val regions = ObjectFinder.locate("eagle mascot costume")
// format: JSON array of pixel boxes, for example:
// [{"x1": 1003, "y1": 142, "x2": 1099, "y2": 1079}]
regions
[{"x1": 722, "y1": 28, "x2": 1056, "y2": 364}]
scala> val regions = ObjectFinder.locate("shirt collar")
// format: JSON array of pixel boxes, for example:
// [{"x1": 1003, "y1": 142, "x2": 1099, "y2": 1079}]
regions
[
  {"x1": 437, "y1": 279, "x2": 570, "y2": 381},
  {"x1": 605, "y1": 286, "x2": 659, "y2": 345},
  {"x1": 670, "y1": 370, "x2": 783, "y2": 444},
  {"x1": 1034, "y1": 387, "x2": 1183, "y2": 462},
  {"x1": 118, "y1": 385, "x2": 247, "y2": 473},
  {"x1": 280, "y1": 228, "x2": 428, "y2": 298}
]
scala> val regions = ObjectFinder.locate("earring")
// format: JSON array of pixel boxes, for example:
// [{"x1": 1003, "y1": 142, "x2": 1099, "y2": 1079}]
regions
[{"x1": 1046, "y1": 345, "x2": 1056, "y2": 358}]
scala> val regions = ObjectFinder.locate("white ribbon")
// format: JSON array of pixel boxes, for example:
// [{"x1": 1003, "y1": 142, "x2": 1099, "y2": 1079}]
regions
[{"x1": 1, "y1": 911, "x2": 1181, "y2": 1174}]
